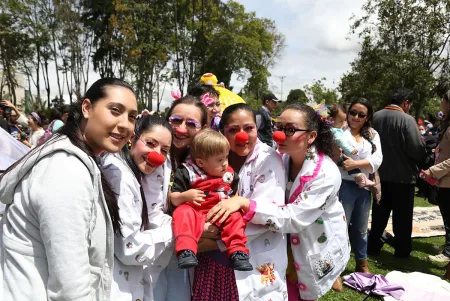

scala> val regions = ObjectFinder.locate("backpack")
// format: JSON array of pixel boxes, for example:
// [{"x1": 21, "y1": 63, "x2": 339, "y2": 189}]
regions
[{"x1": 37, "y1": 120, "x2": 58, "y2": 146}]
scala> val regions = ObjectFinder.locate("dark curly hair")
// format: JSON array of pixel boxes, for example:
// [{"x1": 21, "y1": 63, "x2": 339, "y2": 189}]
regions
[
  {"x1": 347, "y1": 98, "x2": 376, "y2": 153},
  {"x1": 283, "y1": 103, "x2": 338, "y2": 159},
  {"x1": 188, "y1": 84, "x2": 220, "y2": 100}
]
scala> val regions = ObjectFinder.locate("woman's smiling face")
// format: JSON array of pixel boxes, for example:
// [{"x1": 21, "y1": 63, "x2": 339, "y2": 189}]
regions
[
  {"x1": 168, "y1": 103, "x2": 203, "y2": 149},
  {"x1": 223, "y1": 109, "x2": 257, "y2": 157},
  {"x1": 130, "y1": 126, "x2": 172, "y2": 174}
]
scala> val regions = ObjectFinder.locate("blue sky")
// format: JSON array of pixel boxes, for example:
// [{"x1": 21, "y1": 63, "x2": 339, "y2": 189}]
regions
[{"x1": 230, "y1": 0, "x2": 366, "y2": 100}]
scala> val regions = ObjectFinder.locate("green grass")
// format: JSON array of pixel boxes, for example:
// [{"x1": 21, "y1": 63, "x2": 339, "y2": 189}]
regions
[{"x1": 319, "y1": 194, "x2": 447, "y2": 300}]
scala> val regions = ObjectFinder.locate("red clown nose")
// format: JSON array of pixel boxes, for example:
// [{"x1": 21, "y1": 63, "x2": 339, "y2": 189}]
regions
[
  {"x1": 272, "y1": 131, "x2": 286, "y2": 143},
  {"x1": 175, "y1": 127, "x2": 187, "y2": 135},
  {"x1": 147, "y1": 152, "x2": 165, "y2": 167},
  {"x1": 235, "y1": 132, "x2": 249, "y2": 144}
]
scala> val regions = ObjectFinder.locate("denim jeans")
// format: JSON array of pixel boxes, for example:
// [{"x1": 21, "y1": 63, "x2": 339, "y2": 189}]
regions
[
  {"x1": 339, "y1": 180, "x2": 371, "y2": 260},
  {"x1": 153, "y1": 253, "x2": 191, "y2": 301}
]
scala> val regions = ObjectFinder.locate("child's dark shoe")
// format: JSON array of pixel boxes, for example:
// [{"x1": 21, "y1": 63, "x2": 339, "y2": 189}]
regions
[
  {"x1": 230, "y1": 251, "x2": 253, "y2": 271},
  {"x1": 177, "y1": 250, "x2": 198, "y2": 269}
]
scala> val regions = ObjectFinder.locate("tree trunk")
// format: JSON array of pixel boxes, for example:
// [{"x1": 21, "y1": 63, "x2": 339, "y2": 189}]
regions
[
  {"x1": 41, "y1": 58, "x2": 51, "y2": 107},
  {"x1": 52, "y1": 32, "x2": 63, "y2": 100}
]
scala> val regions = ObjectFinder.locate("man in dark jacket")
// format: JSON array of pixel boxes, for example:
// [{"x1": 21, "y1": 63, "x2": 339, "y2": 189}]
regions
[
  {"x1": 256, "y1": 93, "x2": 281, "y2": 147},
  {"x1": 368, "y1": 88, "x2": 426, "y2": 258}
]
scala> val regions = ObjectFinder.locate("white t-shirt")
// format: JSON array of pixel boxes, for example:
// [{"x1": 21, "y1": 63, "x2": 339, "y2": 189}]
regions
[
  {"x1": 339, "y1": 128, "x2": 383, "y2": 182},
  {"x1": 29, "y1": 128, "x2": 45, "y2": 147}
]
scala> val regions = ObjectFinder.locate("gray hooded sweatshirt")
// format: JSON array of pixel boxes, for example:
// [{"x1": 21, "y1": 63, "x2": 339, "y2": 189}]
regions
[{"x1": 0, "y1": 136, "x2": 114, "y2": 300}]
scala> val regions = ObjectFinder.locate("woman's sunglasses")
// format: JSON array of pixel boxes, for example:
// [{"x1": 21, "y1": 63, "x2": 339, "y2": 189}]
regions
[
  {"x1": 168, "y1": 115, "x2": 201, "y2": 129},
  {"x1": 348, "y1": 110, "x2": 367, "y2": 119}
]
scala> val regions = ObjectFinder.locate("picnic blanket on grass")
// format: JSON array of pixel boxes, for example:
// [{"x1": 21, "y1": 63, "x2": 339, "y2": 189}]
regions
[{"x1": 369, "y1": 207, "x2": 445, "y2": 238}]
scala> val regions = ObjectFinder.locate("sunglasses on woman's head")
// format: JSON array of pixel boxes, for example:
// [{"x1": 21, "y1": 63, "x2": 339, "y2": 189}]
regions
[
  {"x1": 348, "y1": 110, "x2": 367, "y2": 119},
  {"x1": 275, "y1": 122, "x2": 310, "y2": 137},
  {"x1": 168, "y1": 115, "x2": 201, "y2": 129}
]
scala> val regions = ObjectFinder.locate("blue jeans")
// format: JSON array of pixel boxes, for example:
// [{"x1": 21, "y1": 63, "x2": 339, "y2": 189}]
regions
[
  {"x1": 153, "y1": 253, "x2": 191, "y2": 301},
  {"x1": 339, "y1": 180, "x2": 371, "y2": 260}
]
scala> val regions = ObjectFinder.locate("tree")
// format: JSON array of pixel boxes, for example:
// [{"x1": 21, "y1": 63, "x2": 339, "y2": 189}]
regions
[
  {"x1": 0, "y1": 3, "x2": 33, "y2": 105},
  {"x1": 340, "y1": 0, "x2": 450, "y2": 117},
  {"x1": 286, "y1": 89, "x2": 308, "y2": 104},
  {"x1": 171, "y1": 0, "x2": 284, "y2": 94},
  {"x1": 303, "y1": 78, "x2": 339, "y2": 105}
]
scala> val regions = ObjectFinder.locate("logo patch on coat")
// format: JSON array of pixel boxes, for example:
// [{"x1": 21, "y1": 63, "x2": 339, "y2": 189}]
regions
[{"x1": 256, "y1": 263, "x2": 276, "y2": 286}]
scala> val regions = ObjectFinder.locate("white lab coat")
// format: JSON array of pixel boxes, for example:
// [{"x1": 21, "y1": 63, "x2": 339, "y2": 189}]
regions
[
  {"x1": 142, "y1": 159, "x2": 174, "y2": 296},
  {"x1": 100, "y1": 154, "x2": 173, "y2": 301},
  {"x1": 234, "y1": 140, "x2": 289, "y2": 301},
  {"x1": 248, "y1": 147, "x2": 351, "y2": 300}
]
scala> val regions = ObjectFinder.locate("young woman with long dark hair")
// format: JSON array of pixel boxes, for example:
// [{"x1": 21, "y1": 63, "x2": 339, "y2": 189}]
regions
[
  {"x1": 0, "y1": 78, "x2": 137, "y2": 300},
  {"x1": 101, "y1": 115, "x2": 174, "y2": 301}
]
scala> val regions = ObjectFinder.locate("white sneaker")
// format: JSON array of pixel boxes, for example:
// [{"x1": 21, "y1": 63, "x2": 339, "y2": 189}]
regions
[{"x1": 428, "y1": 253, "x2": 450, "y2": 263}]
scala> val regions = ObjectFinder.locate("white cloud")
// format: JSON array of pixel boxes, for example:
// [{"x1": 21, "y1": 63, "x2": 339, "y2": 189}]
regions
[{"x1": 231, "y1": 0, "x2": 366, "y2": 100}]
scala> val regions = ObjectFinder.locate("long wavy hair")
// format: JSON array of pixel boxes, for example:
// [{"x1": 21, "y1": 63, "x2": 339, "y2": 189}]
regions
[
  {"x1": 1, "y1": 78, "x2": 135, "y2": 234},
  {"x1": 347, "y1": 98, "x2": 376, "y2": 153}
]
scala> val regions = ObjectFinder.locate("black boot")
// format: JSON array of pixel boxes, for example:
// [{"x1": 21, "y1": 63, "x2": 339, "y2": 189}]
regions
[
  {"x1": 230, "y1": 251, "x2": 253, "y2": 271},
  {"x1": 177, "y1": 250, "x2": 198, "y2": 269}
]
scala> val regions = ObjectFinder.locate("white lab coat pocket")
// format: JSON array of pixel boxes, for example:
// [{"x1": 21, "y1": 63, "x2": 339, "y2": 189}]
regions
[{"x1": 306, "y1": 234, "x2": 344, "y2": 297}]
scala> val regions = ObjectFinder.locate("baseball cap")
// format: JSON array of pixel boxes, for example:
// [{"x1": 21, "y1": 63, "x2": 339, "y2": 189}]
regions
[{"x1": 263, "y1": 93, "x2": 281, "y2": 102}]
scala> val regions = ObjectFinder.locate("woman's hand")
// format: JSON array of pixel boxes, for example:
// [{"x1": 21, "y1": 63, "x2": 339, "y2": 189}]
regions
[
  {"x1": 207, "y1": 196, "x2": 249, "y2": 224},
  {"x1": 201, "y1": 222, "x2": 221, "y2": 239},
  {"x1": 1, "y1": 100, "x2": 14, "y2": 108},
  {"x1": 421, "y1": 169, "x2": 432, "y2": 179},
  {"x1": 342, "y1": 154, "x2": 359, "y2": 171}
]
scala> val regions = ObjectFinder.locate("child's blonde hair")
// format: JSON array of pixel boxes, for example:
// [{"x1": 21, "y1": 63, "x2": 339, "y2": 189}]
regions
[{"x1": 190, "y1": 129, "x2": 230, "y2": 160}]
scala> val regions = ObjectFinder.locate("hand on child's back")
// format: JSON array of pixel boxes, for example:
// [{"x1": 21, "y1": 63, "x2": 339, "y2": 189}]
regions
[
  {"x1": 185, "y1": 189, "x2": 206, "y2": 206},
  {"x1": 351, "y1": 149, "x2": 358, "y2": 155}
]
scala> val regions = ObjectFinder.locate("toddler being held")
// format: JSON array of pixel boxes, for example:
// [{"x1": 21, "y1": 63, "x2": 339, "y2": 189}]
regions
[
  {"x1": 170, "y1": 129, "x2": 252, "y2": 271},
  {"x1": 329, "y1": 104, "x2": 375, "y2": 188}
]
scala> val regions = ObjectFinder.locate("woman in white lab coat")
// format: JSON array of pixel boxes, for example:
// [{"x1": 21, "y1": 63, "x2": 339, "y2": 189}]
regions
[
  {"x1": 192, "y1": 103, "x2": 288, "y2": 301},
  {"x1": 208, "y1": 103, "x2": 350, "y2": 301},
  {"x1": 101, "y1": 115, "x2": 174, "y2": 301}
]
